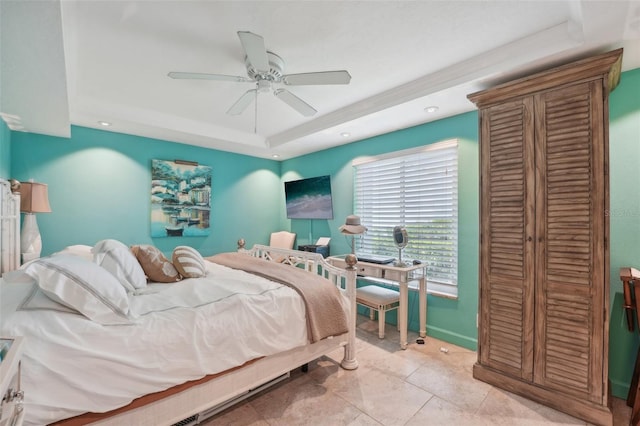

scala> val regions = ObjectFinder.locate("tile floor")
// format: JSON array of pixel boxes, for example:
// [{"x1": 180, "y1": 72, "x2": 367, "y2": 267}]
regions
[{"x1": 203, "y1": 315, "x2": 632, "y2": 426}]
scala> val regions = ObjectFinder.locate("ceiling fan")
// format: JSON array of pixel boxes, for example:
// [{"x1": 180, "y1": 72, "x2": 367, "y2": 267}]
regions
[{"x1": 168, "y1": 31, "x2": 352, "y2": 119}]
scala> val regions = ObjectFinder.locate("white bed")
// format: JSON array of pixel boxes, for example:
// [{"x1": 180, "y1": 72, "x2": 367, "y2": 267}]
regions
[
  {"x1": 0, "y1": 181, "x2": 358, "y2": 426},
  {"x1": 0, "y1": 245, "x2": 358, "y2": 426}
]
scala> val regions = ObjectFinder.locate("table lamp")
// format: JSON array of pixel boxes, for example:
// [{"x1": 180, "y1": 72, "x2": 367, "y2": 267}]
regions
[
  {"x1": 20, "y1": 181, "x2": 52, "y2": 262},
  {"x1": 339, "y1": 215, "x2": 367, "y2": 254}
]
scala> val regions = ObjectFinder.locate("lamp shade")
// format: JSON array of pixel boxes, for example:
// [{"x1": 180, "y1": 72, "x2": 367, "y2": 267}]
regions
[{"x1": 20, "y1": 182, "x2": 52, "y2": 213}]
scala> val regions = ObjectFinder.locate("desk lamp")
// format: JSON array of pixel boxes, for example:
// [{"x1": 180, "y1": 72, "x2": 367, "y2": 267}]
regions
[{"x1": 339, "y1": 215, "x2": 367, "y2": 254}]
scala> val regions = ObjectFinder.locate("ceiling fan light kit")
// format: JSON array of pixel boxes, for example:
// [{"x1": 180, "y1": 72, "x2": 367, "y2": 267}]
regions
[
  {"x1": 245, "y1": 52, "x2": 284, "y2": 83},
  {"x1": 169, "y1": 31, "x2": 351, "y2": 123}
]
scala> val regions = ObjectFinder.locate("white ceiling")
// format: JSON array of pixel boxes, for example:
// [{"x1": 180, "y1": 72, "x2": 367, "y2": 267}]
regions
[{"x1": 1, "y1": 1, "x2": 639, "y2": 160}]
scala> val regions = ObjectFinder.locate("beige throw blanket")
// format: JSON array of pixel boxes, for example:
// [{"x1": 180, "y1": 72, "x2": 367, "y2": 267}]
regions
[{"x1": 207, "y1": 253, "x2": 348, "y2": 343}]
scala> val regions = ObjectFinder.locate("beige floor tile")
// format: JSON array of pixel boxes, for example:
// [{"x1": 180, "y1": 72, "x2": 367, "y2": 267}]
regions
[
  {"x1": 356, "y1": 318, "x2": 434, "y2": 351},
  {"x1": 330, "y1": 369, "x2": 433, "y2": 426},
  {"x1": 404, "y1": 395, "x2": 493, "y2": 426},
  {"x1": 347, "y1": 412, "x2": 384, "y2": 426},
  {"x1": 476, "y1": 387, "x2": 586, "y2": 425},
  {"x1": 405, "y1": 351, "x2": 492, "y2": 411},
  {"x1": 329, "y1": 340, "x2": 425, "y2": 380},
  {"x1": 357, "y1": 317, "x2": 382, "y2": 335},
  {"x1": 201, "y1": 314, "x2": 632, "y2": 426},
  {"x1": 248, "y1": 373, "x2": 363, "y2": 426},
  {"x1": 306, "y1": 353, "x2": 369, "y2": 389}
]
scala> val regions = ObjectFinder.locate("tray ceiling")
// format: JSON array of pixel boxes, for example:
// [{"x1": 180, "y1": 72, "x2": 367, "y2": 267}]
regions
[{"x1": 1, "y1": 1, "x2": 639, "y2": 160}]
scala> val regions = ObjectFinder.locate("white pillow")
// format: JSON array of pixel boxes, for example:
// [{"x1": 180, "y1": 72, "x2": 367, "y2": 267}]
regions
[
  {"x1": 93, "y1": 239, "x2": 147, "y2": 291},
  {"x1": 24, "y1": 254, "x2": 133, "y2": 325},
  {"x1": 19, "y1": 283, "x2": 80, "y2": 315},
  {"x1": 56, "y1": 244, "x2": 94, "y2": 261},
  {"x1": 172, "y1": 246, "x2": 207, "y2": 278}
]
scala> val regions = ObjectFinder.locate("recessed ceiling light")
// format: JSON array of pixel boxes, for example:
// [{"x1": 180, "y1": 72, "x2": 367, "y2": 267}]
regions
[
  {"x1": 340, "y1": 132, "x2": 350, "y2": 138},
  {"x1": 98, "y1": 121, "x2": 112, "y2": 127},
  {"x1": 272, "y1": 154, "x2": 280, "y2": 159},
  {"x1": 424, "y1": 106, "x2": 439, "y2": 113}
]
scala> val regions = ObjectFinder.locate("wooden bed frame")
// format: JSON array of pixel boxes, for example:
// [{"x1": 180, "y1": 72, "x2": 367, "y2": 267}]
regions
[{"x1": 48, "y1": 245, "x2": 359, "y2": 426}]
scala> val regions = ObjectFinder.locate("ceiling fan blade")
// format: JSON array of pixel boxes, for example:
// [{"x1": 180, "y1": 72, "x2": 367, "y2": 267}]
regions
[
  {"x1": 282, "y1": 70, "x2": 351, "y2": 86},
  {"x1": 237, "y1": 31, "x2": 270, "y2": 73},
  {"x1": 227, "y1": 89, "x2": 257, "y2": 115},
  {"x1": 168, "y1": 71, "x2": 249, "y2": 82},
  {"x1": 274, "y1": 89, "x2": 317, "y2": 117}
]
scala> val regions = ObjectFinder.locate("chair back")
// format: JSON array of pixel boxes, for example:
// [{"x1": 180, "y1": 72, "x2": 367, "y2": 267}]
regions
[{"x1": 269, "y1": 231, "x2": 296, "y2": 249}]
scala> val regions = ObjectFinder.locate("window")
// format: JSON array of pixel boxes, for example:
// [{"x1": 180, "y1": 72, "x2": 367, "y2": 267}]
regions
[{"x1": 353, "y1": 139, "x2": 458, "y2": 297}]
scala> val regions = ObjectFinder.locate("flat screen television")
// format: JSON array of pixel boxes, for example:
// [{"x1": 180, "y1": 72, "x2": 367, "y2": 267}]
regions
[{"x1": 285, "y1": 175, "x2": 334, "y2": 219}]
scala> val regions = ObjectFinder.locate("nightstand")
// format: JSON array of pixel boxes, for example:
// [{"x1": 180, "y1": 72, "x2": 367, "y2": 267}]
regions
[{"x1": 0, "y1": 336, "x2": 24, "y2": 426}]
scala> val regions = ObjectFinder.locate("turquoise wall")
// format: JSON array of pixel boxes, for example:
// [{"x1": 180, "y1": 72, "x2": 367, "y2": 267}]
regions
[
  {"x1": 7, "y1": 68, "x2": 640, "y2": 399},
  {"x1": 10, "y1": 125, "x2": 282, "y2": 256},
  {"x1": 608, "y1": 67, "x2": 640, "y2": 398},
  {"x1": 0, "y1": 120, "x2": 10, "y2": 178},
  {"x1": 282, "y1": 112, "x2": 480, "y2": 350}
]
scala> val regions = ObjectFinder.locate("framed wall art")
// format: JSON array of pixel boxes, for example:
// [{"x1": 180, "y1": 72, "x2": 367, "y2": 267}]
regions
[{"x1": 150, "y1": 159, "x2": 211, "y2": 237}]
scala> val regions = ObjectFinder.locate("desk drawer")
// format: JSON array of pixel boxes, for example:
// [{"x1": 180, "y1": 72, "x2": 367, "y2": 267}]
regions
[
  {"x1": 356, "y1": 264, "x2": 383, "y2": 278},
  {"x1": 328, "y1": 258, "x2": 384, "y2": 278},
  {"x1": 384, "y1": 270, "x2": 405, "y2": 282}
]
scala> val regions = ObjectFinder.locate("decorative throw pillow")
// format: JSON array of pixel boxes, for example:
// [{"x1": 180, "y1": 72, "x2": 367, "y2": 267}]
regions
[
  {"x1": 131, "y1": 245, "x2": 181, "y2": 283},
  {"x1": 23, "y1": 254, "x2": 132, "y2": 325},
  {"x1": 172, "y1": 246, "x2": 207, "y2": 278},
  {"x1": 93, "y1": 239, "x2": 147, "y2": 291}
]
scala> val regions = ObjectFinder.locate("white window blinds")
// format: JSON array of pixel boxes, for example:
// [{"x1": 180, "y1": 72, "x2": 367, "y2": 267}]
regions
[{"x1": 353, "y1": 139, "x2": 458, "y2": 297}]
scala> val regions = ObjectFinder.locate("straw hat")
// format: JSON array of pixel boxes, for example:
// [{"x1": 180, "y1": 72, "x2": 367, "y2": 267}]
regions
[{"x1": 339, "y1": 215, "x2": 367, "y2": 235}]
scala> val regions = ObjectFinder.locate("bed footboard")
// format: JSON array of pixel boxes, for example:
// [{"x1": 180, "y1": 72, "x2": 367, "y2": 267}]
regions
[{"x1": 243, "y1": 244, "x2": 359, "y2": 370}]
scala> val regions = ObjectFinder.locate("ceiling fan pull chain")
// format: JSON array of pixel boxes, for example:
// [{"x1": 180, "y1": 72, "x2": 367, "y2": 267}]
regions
[{"x1": 254, "y1": 88, "x2": 258, "y2": 134}]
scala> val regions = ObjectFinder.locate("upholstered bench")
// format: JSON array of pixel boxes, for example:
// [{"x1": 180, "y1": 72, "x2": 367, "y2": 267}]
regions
[{"x1": 356, "y1": 285, "x2": 400, "y2": 339}]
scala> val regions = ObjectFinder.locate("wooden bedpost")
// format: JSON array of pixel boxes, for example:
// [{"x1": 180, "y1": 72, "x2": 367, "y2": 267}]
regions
[{"x1": 340, "y1": 253, "x2": 359, "y2": 370}]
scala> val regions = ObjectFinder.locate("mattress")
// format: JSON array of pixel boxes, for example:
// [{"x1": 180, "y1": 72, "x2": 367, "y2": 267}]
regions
[{"x1": 0, "y1": 260, "x2": 314, "y2": 426}]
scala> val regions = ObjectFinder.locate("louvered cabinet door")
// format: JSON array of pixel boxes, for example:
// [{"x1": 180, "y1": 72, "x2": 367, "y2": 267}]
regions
[
  {"x1": 533, "y1": 80, "x2": 607, "y2": 403},
  {"x1": 478, "y1": 98, "x2": 536, "y2": 380}
]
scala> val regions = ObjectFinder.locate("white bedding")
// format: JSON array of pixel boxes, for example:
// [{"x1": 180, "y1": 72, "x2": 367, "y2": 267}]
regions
[{"x1": 0, "y1": 260, "x2": 315, "y2": 426}]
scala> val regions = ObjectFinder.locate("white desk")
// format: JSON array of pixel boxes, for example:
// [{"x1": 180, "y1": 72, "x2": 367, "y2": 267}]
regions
[{"x1": 328, "y1": 256, "x2": 427, "y2": 349}]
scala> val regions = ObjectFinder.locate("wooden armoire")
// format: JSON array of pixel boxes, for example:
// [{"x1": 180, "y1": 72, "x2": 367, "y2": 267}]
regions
[{"x1": 469, "y1": 48, "x2": 623, "y2": 426}]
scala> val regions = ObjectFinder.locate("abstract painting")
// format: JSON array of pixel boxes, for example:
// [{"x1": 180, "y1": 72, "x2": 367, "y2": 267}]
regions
[{"x1": 150, "y1": 159, "x2": 211, "y2": 237}]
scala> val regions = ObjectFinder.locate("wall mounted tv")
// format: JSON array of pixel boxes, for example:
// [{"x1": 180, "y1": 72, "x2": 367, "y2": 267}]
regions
[{"x1": 285, "y1": 175, "x2": 334, "y2": 219}]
